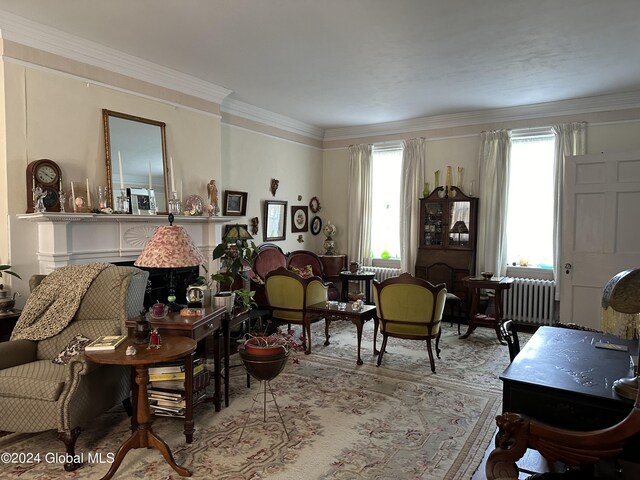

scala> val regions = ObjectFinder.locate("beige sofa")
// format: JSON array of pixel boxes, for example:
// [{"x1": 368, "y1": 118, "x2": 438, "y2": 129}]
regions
[{"x1": 0, "y1": 265, "x2": 148, "y2": 471}]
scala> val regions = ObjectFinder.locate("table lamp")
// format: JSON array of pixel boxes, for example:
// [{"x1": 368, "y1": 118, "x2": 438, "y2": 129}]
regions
[
  {"x1": 601, "y1": 268, "x2": 640, "y2": 400},
  {"x1": 449, "y1": 220, "x2": 469, "y2": 246},
  {"x1": 135, "y1": 213, "x2": 206, "y2": 311}
]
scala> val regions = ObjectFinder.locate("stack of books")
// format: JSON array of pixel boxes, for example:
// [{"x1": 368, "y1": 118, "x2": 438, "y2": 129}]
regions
[
  {"x1": 148, "y1": 357, "x2": 206, "y2": 391},
  {"x1": 148, "y1": 388, "x2": 207, "y2": 418},
  {"x1": 147, "y1": 357, "x2": 209, "y2": 417}
]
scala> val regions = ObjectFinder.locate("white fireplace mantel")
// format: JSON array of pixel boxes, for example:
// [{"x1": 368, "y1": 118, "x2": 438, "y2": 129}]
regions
[{"x1": 16, "y1": 212, "x2": 233, "y2": 273}]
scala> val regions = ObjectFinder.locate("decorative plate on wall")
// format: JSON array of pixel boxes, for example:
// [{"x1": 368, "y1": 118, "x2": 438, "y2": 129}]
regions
[
  {"x1": 310, "y1": 216, "x2": 322, "y2": 235},
  {"x1": 291, "y1": 205, "x2": 308, "y2": 233}
]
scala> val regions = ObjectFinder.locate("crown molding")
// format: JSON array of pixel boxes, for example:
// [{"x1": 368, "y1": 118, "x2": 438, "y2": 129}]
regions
[
  {"x1": 221, "y1": 97, "x2": 325, "y2": 140},
  {"x1": 0, "y1": 10, "x2": 232, "y2": 104},
  {"x1": 323, "y1": 90, "x2": 640, "y2": 141}
]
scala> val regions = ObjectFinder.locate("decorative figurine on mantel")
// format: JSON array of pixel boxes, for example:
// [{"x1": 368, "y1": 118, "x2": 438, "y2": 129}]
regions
[{"x1": 207, "y1": 179, "x2": 220, "y2": 216}]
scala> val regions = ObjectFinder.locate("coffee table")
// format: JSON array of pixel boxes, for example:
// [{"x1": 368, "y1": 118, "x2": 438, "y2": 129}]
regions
[
  {"x1": 307, "y1": 301, "x2": 378, "y2": 365},
  {"x1": 84, "y1": 335, "x2": 196, "y2": 479}
]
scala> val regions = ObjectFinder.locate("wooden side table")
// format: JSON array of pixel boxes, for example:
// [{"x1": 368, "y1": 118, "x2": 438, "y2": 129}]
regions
[
  {"x1": 0, "y1": 309, "x2": 21, "y2": 341},
  {"x1": 460, "y1": 276, "x2": 513, "y2": 343},
  {"x1": 85, "y1": 336, "x2": 196, "y2": 480},
  {"x1": 339, "y1": 271, "x2": 376, "y2": 304},
  {"x1": 126, "y1": 306, "x2": 226, "y2": 443}
]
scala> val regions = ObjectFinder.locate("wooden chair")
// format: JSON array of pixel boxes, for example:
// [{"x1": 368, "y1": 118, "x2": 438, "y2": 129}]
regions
[
  {"x1": 373, "y1": 273, "x2": 447, "y2": 373},
  {"x1": 500, "y1": 319, "x2": 521, "y2": 363},
  {"x1": 264, "y1": 267, "x2": 329, "y2": 354},
  {"x1": 426, "y1": 262, "x2": 462, "y2": 334}
]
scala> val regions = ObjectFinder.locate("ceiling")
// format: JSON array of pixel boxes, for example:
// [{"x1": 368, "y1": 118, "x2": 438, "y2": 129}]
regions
[{"x1": 1, "y1": 0, "x2": 640, "y2": 131}]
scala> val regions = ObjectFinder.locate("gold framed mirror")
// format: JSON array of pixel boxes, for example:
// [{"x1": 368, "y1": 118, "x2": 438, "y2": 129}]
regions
[{"x1": 102, "y1": 109, "x2": 169, "y2": 213}]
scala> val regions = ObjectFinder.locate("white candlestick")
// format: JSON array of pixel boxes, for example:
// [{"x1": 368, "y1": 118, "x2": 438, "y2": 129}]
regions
[
  {"x1": 86, "y1": 178, "x2": 91, "y2": 206},
  {"x1": 170, "y1": 156, "x2": 176, "y2": 192},
  {"x1": 118, "y1": 151, "x2": 124, "y2": 190},
  {"x1": 70, "y1": 181, "x2": 76, "y2": 212},
  {"x1": 148, "y1": 161, "x2": 153, "y2": 190},
  {"x1": 179, "y1": 179, "x2": 182, "y2": 202}
]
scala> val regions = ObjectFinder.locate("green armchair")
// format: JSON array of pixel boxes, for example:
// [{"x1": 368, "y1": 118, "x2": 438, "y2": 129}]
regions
[
  {"x1": 0, "y1": 265, "x2": 148, "y2": 471},
  {"x1": 264, "y1": 266, "x2": 329, "y2": 354},
  {"x1": 373, "y1": 273, "x2": 447, "y2": 373}
]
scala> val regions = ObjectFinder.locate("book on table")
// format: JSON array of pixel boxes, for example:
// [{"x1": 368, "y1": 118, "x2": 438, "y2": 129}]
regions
[
  {"x1": 148, "y1": 363, "x2": 205, "y2": 382},
  {"x1": 84, "y1": 335, "x2": 127, "y2": 351},
  {"x1": 148, "y1": 357, "x2": 203, "y2": 376}
]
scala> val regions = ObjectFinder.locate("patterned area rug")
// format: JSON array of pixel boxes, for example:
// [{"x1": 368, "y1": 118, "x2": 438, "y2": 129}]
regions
[{"x1": 0, "y1": 321, "x2": 523, "y2": 479}]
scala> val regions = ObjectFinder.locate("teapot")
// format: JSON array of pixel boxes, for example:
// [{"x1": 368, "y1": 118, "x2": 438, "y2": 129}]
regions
[{"x1": 0, "y1": 289, "x2": 19, "y2": 314}]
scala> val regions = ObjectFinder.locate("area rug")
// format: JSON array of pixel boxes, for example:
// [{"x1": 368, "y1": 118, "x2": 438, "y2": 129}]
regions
[{"x1": 0, "y1": 321, "x2": 520, "y2": 479}]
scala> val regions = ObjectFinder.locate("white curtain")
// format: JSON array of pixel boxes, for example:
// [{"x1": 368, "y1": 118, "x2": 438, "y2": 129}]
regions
[
  {"x1": 477, "y1": 130, "x2": 511, "y2": 276},
  {"x1": 347, "y1": 144, "x2": 373, "y2": 266},
  {"x1": 552, "y1": 122, "x2": 587, "y2": 299},
  {"x1": 400, "y1": 138, "x2": 425, "y2": 274}
]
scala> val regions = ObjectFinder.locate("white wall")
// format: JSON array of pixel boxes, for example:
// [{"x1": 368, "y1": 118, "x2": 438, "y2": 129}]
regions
[{"x1": 221, "y1": 123, "x2": 324, "y2": 254}]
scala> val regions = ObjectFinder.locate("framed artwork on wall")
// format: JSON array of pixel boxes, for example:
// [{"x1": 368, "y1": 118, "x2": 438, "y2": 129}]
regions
[
  {"x1": 264, "y1": 200, "x2": 287, "y2": 241},
  {"x1": 310, "y1": 216, "x2": 322, "y2": 235},
  {"x1": 291, "y1": 205, "x2": 308, "y2": 233},
  {"x1": 223, "y1": 190, "x2": 247, "y2": 216}
]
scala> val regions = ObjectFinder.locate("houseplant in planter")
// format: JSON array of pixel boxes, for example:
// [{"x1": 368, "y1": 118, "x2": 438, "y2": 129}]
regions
[{"x1": 211, "y1": 225, "x2": 256, "y2": 312}]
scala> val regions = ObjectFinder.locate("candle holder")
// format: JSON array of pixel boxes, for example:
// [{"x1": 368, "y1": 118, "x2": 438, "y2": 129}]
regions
[
  {"x1": 168, "y1": 191, "x2": 182, "y2": 215},
  {"x1": 98, "y1": 186, "x2": 107, "y2": 210},
  {"x1": 116, "y1": 189, "x2": 130, "y2": 213},
  {"x1": 59, "y1": 191, "x2": 66, "y2": 213}
]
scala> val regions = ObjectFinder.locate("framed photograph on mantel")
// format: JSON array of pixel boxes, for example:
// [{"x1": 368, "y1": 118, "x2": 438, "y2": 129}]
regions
[
  {"x1": 223, "y1": 190, "x2": 247, "y2": 216},
  {"x1": 291, "y1": 205, "x2": 308, "y2": 233}
]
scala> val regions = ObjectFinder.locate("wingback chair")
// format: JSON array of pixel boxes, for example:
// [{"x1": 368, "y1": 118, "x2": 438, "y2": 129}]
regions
[
  {"x1": 0, "y1": 265, "x2": 148, "y2": 471},
  {"x1": 373, "y1": 273, "x2": 447, "y2": 373},
  {"x1": 250, "y1": 244, "x2": 287, "y2": 307},
  {"x1": 264, "y1": 266, "x2": 329, "y2": 354}
]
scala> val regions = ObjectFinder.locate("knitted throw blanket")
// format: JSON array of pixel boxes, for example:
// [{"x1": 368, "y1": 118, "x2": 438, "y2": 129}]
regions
[{"x1": 11, "y1": 263, "x2": 111, "y2": 341}]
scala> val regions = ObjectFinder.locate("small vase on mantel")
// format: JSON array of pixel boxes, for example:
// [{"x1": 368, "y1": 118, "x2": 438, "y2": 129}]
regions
[
  {"x1": 457, "y1": 167, "x2": 464, "y2": 190},
  {"x1": 434, "y1": 170, "x2": 440, "y2": 190},
  {"x1": 422, "y1": 182, "x2": 430, "y2": 197}
]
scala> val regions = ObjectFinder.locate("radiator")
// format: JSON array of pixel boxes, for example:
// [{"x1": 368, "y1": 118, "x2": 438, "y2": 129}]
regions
[
  {"x1": 502, "y1": 277, "x2": 556, "y2": 325},
  {"x1": 360, "y1": 266, "x2": 402, "y2": 282}
]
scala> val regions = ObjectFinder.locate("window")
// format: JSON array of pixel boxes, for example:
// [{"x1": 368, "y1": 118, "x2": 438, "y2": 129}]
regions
[
  {"x1": 370, "y1": 146, "x2": 403, "y2": 260},
  {"x1": 506, "y1": 129, "x2": 555, "y2": 269}
]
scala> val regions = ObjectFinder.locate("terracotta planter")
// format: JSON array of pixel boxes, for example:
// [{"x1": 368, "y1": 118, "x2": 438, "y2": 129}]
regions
[
  {"x1": 239, "y1": 345, "x2": 289, "y2": 381},
  {"x1": 243, "y1": 336, "x2": 288, "y2": 356}
]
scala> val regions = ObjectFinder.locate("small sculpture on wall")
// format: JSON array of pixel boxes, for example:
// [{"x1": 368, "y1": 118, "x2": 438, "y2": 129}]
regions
[
  {"x1": 270, "y1": 178, "x2": 279, "y2": 197},
  {"x1": 250, "y1": 216, "x2": 259, "y2": 235},
  {"x1": 297, "y1": 234, "x2": 304, "y2": 243},
  {"x1": 207, "y1": 180, "x2": 220, "y2": 216}
]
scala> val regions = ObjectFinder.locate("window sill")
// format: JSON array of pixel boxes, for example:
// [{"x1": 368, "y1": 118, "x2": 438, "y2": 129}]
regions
[
  {"x1": 371, "y1": 258, "x2": 401, "y2": 269},
  {"x1": 505, "y1": 266, "x2": 554, "y2": 280}
]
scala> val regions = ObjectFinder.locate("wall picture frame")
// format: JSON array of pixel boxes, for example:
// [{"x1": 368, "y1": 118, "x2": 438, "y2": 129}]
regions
[
  {"x1": 223, "y1": 190, "x2": 247, "y2": 216},
  {"x1": 291, "y1": 205, "x2": 308, "y2": 233},
  {"x1": 263, "y1": 200, "x2": 287, "y2": 242},
  {"x1": 127, "y1": 187, "x2": 156, "y2": 215},
  {"x1": 310, "y1": 215, "x2": 322, "y2": 235}
]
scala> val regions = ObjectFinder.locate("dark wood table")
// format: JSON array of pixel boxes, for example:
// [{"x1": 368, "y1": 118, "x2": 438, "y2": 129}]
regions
[
  {"x1": 306, "y1": 301, "x2": 378, "y2": 365},
  {"x1": 85, "y1": 336, "x2": 196, "y2": 480},
  {"x1": 126, "y1": 306, "x2": 226, "y2": 443},
  {"x1": 0, "y1": 309, "x2": 21, "y2": 341},
  {"x1": 460, "y1": 276, "x2": 513, "y2": 343},
  {"x1": 501, "y1": 326, "x2": 637, "y2": 431},
  {"x1": 339, "y1": 271, "x2": 376, "y2": 304},
  {"x1": 221, "y1": 308, "x2": 249, "y2": 407}
]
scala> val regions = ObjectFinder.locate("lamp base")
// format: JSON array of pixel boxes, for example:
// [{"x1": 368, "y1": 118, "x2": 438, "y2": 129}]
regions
[{"x1": 613, "y1": 375, "x2": 638, "y2": 401}]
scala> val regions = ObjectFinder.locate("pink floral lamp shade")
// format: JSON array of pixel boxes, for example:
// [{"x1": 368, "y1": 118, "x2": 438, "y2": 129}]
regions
[{"x1": 134, "y1": 225, "x2": 206, "y2": 268}]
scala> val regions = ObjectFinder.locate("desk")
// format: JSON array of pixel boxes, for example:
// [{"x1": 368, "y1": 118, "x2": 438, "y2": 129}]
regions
[
  {"x1": 460, "y1": 276, "x2": 513, "y2": 343},
  {"x1": 85, "y1": 336, "x2": 195, "y2": 480},
  {"x1": 307, "y1": 301, "x2": 378, "y2": 365},
  {"x1": 221, "y1": 308, "x2": 249, "y2": 407},
  {"x1": 340, "y1": 271, "x2": 376, "y2": 304},
  {"x1": 126, "y1": 306, "x2": 226, "y2": 443},
  {"x1": 501, "y1": 326, "x2": 636, "y2": 431}
]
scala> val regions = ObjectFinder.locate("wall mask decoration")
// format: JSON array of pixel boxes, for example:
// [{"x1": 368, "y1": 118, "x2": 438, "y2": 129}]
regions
[
  {"x1": 270, "y1": 178, "x2": 279, "y2": 197},
  {"x1": 250, "y1": 216, "x2": 259, "y2": 235}
]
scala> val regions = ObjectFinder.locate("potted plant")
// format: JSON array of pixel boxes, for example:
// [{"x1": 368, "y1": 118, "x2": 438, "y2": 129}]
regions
[
  {"x1": 210, "y1": 226, "x2": 257, "y2": 312},
  {"x1": 239, "y1": 326, "x2": 305, "y2": 380}
]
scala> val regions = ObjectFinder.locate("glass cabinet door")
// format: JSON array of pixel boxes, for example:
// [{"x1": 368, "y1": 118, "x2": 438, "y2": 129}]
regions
[
  {"x1": 423, "y1": 202, "x2": 444, "y2": 246},
  {"x1": 448, "y1": 201, "x2": 471, "y2": 247}
]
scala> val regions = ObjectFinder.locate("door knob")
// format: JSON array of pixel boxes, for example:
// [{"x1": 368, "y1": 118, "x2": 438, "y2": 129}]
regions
[{"x1": 564, "y1": 263, "x2": 572, "y2": 274}]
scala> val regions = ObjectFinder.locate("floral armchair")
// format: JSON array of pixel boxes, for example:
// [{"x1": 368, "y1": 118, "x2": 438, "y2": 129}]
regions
[{"x1": 0, "y1": 265, "x2": 147, "y2": 471}]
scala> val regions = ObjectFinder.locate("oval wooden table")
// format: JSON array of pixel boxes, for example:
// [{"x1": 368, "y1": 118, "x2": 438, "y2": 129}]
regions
[{"x1": 84, "y1": 335, "x2": 196, "y2": 480}]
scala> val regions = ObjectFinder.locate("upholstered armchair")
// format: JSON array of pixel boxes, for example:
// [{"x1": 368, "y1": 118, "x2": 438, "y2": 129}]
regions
[
  {"x1": 0, "y1": 265, "x2": 147, "y2": 471},
  {"x1": 250, "y1": 244, "x2": 287, "y2": 307},
  {"x1": 373, "y1": 273, "x2": 447, "y2": 373},
  {"x1": 264, "y1": 266, "x2": 329, "y2": 354},
  {"x1": 287, "y1": 250, "x2": 340, "y2": 300}
]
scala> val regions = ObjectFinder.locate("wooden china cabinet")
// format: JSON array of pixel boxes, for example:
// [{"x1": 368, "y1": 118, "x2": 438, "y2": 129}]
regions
[{"x1": 415, "y1": 186, "x2": 478, "y2": 312}]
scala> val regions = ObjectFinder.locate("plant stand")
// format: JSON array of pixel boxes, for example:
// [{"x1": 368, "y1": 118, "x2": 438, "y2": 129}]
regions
[{"x1": 238, "y1": 348, "x2": 290, "y2": 441}]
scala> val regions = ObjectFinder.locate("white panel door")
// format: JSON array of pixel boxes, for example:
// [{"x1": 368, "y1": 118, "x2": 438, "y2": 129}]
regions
[{"x1": 561, "y1": 150, "x2": 640, "y2": 329}]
